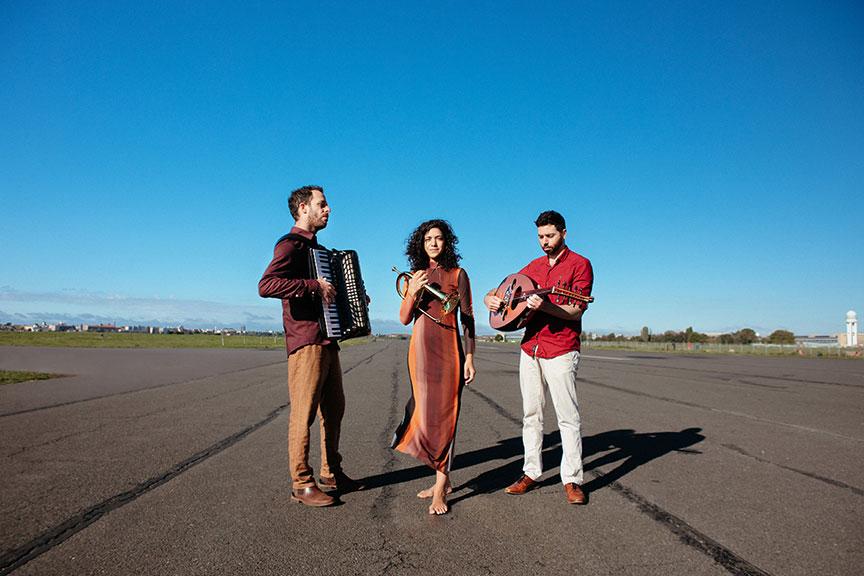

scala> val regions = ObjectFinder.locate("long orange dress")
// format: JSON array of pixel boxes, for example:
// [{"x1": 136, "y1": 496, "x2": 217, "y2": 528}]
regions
[{"x1": 392, "y1": 266, "x2": 475, "y2": 472}]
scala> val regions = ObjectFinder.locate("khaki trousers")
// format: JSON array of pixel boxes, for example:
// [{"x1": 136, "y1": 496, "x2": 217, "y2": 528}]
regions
[
  {"x1": 519, "y1": 350, "x2": 583, "y2": 485},
  {"x1": 287, "y1": 344, "x2": 344, "y2": 489}
]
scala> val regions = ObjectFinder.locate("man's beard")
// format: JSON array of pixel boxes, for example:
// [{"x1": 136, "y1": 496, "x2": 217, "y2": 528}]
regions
[{"x1": 543, "y1": 242, "x2": 563, "y2": 255}]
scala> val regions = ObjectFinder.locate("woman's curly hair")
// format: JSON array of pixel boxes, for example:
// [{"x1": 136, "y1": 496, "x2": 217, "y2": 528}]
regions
[{"x1": 405, "y1": 219, "x2": 461, "y2": 271}]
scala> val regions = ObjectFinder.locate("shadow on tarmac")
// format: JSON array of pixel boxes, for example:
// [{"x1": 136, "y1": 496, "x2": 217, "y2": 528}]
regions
[{"x1": 360, "y1": 427, "x2": 705, "y2": 508}]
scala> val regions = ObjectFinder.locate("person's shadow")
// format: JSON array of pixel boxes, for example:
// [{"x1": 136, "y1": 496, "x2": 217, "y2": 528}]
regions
[
  {"x1": 580, "y1": 428, "x2": 704, "y2": 493},
  {"x1": 361, "y1": 427, "x2": 704, "y2": 507},
  {"x1": 359, "y1": 434, "x2": 526, "y2": 492}
]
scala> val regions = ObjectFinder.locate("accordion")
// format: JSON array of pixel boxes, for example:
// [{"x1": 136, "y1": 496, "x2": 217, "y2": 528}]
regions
[{"x1": 309, "y1": 248, "x2": 371, "y2": 340}]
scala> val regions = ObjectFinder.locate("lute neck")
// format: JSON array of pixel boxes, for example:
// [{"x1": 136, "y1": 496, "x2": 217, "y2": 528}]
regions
[{"x1": 514, "y1": 285, "x2": 593, "y2": 303}]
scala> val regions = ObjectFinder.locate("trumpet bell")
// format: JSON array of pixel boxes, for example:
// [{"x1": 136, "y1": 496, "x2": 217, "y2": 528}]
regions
[{"x1": 395, "y1": 272, "x2": 412, "y2": 300}]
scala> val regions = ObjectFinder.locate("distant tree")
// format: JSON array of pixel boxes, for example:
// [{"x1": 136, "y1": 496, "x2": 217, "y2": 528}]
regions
[
  {"x1": 640, "y1": 326, "x2": 650, "y2": 342},
  {"x1": 661, "y1": 330, "x2": 684, "y2": 343},
  {"x1": 767, "y1": 329, "x2": 795, "y2": 344},
  {"x1": 690, "y1": 330, "x2": 709, "y2": 343},
  {"x1": 679, "y1": 326, "x2": 708, "y2": 343},
  {"x1": 736, "y1": 328, "x2": 758, "y2": 344}
]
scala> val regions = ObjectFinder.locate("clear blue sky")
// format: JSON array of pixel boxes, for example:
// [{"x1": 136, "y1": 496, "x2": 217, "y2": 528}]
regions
[{"x1": 2, "y1": 1, "x2": 862, "y2": 335}]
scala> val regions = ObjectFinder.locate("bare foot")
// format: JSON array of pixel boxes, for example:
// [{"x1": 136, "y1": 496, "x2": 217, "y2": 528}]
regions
[
  {"x1": 428, "y1": 486, "x2": 449, "y2": 515},
  {"x1": 417, "y1": 483, "x2": 452, "y2": 499}
]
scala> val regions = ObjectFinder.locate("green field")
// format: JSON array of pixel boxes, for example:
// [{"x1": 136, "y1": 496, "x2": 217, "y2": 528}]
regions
[
  {"x1": 0, "y1": 370, "x2": 65, "y2": 386},
  {"x1": 0, "y1": 331, "x2": 374, "y2": 350}
]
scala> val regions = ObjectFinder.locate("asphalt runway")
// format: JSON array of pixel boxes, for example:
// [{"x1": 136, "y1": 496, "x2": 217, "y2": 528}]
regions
[{"x1": 1, "y1": 341, "x2": 862, "y2": 575}]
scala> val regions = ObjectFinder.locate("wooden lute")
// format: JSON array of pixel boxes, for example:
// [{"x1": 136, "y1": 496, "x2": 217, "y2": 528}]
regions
[{"x1": 489, "y1": 273, "x2": 594, "y2": 331}]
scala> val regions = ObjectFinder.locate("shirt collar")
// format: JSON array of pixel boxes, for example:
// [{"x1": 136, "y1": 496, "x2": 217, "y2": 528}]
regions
[
  {"x1": 290, "y1": 226, "x2": 316, "y2": 242},
  {"x1": 548, "y1": 246, "x2": 571, "y2": 267}
]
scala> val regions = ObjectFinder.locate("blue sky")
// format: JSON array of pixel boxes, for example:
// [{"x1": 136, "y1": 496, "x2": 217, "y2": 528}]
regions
[{"x1": 2, "y1": 1, "x2": 862, "y2": 335}]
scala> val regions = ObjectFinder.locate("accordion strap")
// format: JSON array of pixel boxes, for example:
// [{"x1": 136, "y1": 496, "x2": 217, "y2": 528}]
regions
[{"x1": 275, "y1": 232, "x2": 324, "y2": 250}]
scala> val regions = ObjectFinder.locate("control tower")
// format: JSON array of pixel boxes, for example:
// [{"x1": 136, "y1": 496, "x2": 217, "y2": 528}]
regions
[{"x1": 846, "y1": 310, "x2": 858, "y2": 347}]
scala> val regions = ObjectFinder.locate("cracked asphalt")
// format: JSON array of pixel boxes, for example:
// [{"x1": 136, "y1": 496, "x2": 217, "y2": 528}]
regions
[{"x1": 1, "y1": 340, "x2": 862, "y2": 575}]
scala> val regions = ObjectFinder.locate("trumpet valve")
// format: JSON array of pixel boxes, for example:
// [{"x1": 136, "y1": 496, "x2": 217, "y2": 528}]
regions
[{"x1": 441, "y1": 293, "x2": 460, "y2": 314}]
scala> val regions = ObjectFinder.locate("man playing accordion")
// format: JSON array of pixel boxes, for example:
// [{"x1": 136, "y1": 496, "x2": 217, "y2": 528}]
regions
[{"x1": 259, "y1": 185, "x2": 363, "y2": 507}]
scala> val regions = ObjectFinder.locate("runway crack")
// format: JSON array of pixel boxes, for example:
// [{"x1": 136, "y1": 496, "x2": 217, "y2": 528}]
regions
[
  {"x1": 366, "y1": 353, "x2": 420, "y2": 574},
  {"x1": 721, "y1": 443, "x2": 864, "y2": 496},
  {"x1": 0, "y1": 403, "x2": 287, "y2": 575},
  {"x1": 580, "y1": 377, "x2": 864, "y2": 443},
  {"x1": 467, "y1": 375, "x2": 775, "y2": 576},
  {"x1": 0, "y1": 360, "x2": 288, "y2": 419}
]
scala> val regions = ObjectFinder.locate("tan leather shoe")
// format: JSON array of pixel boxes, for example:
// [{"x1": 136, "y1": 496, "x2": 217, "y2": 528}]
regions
[
  {"x1": 319, "y1": 471, "x2": 365, "y2": 493},
  {"x1": 564, "y1": 483, "x2": 586, "y2": 505},
  {"x1": 291, "y1": 485, "x2": 335, "y2": 507},
  {"x1": 504, "y1": 475, "x2": 537, "y2": 495}
]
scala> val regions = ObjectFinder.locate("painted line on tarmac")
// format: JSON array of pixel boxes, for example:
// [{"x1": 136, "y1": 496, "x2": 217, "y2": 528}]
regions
[
  {"x1": 591, "y1": 357, "x2": 864, "y2": 390},
  {"x1": 721, "y1": 443, "x2": 864, "y2": 496},
  {"x1": 0, "y1": 403, "x2": 288, "y2": 576},
  {"x1": 0, "y1": 341, "x2": 388, "y2": 419},
  {"x1": 0, "y1": 344, "x2": 389, "y2": 576},
  {"x1": 0, "y1": 360, "x2": 288, "y2": 419},
  {"x1": 582, "y1": 377, "x2": 863, "y2": 443},
  {"x1": 466, "y1": 385, "x2": 774, "y2": 576},
  {"x1": 475, "y1": 347, "x2": 634, "y2": 361}
]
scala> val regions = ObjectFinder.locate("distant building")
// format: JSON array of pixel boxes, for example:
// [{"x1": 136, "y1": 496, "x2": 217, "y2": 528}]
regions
[
  {"x1": 795, "y1": 335, "x2": 839, "y2": 348},
  {"x1": 843, "y1": 310, "x2": 859, "y2": 347},
  {"x1": 797, "y1": 310, "x2": 862, "y2": 348},
  {"x1": 84, "y1": 324, "x2": 121, "y2": 333}
]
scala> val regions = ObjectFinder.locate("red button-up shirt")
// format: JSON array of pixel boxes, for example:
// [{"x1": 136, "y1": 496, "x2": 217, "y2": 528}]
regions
[
  {"x1": 519, "y1": 246, "x2": 593, "y2": 358},
  {"x1": 258, "y1": 226, "x2": 334, "y2": 356}
]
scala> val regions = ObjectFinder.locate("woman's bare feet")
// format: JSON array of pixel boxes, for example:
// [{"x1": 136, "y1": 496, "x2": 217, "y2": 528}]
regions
[
  {"x1": 428, "y1": 490, "x2": 448, "y2": 515},
  {"x1": 417, "y1": 483, "x2": 451, "y2": 499},
  {"x1": 427, "y1": 471, "x2": 449, "y2": 515}
]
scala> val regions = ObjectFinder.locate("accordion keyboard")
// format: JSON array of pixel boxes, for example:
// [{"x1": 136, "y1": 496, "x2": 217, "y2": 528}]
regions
[{"x1": 309, "y1": 248, "x2": 370, "y2": 340}]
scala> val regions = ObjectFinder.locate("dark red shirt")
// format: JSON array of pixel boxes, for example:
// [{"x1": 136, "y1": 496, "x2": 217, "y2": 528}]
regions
[
  {"x1": 258, "y1": 226, "x2": 334, "y2": 356},
  {"x1": 519, "y1": 246, "x2": 593, "y2": 358}
]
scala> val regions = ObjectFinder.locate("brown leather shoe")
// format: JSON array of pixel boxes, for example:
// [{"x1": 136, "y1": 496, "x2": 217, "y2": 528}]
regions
[
  {"x1": 564, "y1": 483, "x2": 586, "y2": 505},
  {"x1": 291, "y1": 485, "x2": 335, "y2": 507},
  {"x1": 504, "y1": 475, "x2": 537, "y2": 495},
  {"x1": 319, "y1": 471, "x2": 365, "y2": 493}
]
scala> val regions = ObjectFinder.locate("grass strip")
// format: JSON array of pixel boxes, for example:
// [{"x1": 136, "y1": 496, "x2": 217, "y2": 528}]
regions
[
  {"x1": 0, "y1": 331, "x2": 373, "y2": 349},
  {"x1": 0, "y1": 370, "x2": 63, "y2": 386}
]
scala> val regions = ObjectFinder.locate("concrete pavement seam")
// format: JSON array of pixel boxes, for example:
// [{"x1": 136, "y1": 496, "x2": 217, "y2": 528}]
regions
[
  {"x1": 593, "y1": 469, "x2": 775, "y2": 576},
  {"x1": 0, "y1": 343, "x2": 389, "y2": 575},
  {"x1": 0, "y1": 403, "x2": 288, "y2": 576},
  {"x1": 720, "y1": 443, "x2": 864, "y2": 497},
  {"x1": 0, "y1": 360, "x2": 288, "y2": 419},
  {"x1": 464, "y1": 382, "x2": 775, "y2": 576},
  {"x1": 581, "y1": 377, "x2": 864, "y2": 443},
  {"x1": 592, "y1": 359, "x2": 863, "y2": 390}
]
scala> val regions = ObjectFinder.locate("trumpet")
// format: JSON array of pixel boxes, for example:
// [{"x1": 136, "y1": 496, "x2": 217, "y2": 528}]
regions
[{"x1": 392, "y1": 266, "x2": 460, "y2": 315}]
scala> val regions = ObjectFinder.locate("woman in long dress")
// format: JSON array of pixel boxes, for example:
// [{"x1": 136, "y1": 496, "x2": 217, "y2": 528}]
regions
[{"x1": 391, "y1": 219, "x2": 476, "y2": 515}]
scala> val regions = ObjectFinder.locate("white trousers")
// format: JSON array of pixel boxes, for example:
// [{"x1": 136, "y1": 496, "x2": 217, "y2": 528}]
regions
[{"x1": 519, "y1": 350, "x2": 583, "y2": 485}]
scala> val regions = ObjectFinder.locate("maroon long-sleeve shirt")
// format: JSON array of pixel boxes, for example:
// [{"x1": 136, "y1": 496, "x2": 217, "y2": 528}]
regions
[{"x1": 258, "y1": 226, "x2": 334, "y2": 356}]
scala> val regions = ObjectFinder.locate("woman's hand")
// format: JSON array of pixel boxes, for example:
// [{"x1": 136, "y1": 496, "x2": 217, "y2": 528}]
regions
[
  {"x1": 464, "y1": 354, "x2": 476, "y2": 385},
  {"x1": 407, "y1": 270, "x2": 428, "y2": 298}
]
